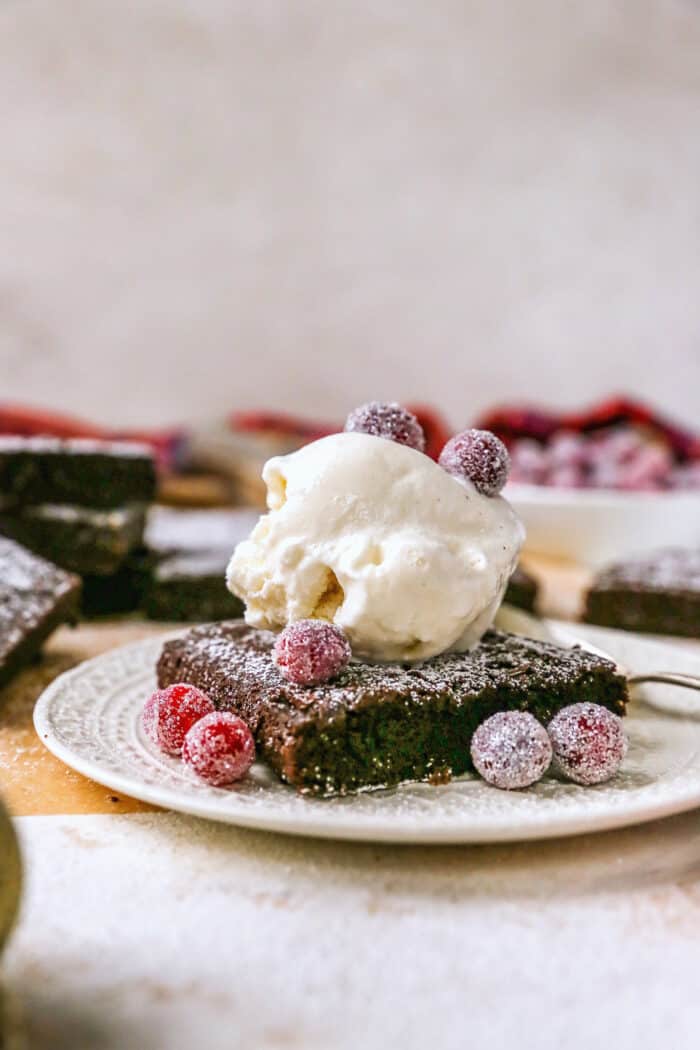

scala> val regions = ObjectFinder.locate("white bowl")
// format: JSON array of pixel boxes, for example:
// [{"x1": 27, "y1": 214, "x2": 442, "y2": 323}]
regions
[{"x1": 505, "y1": 483, "x2": 700, "y2": 567}]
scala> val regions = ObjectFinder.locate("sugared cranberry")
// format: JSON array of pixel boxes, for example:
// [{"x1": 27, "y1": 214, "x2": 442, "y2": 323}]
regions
[
  {"x1": 344, "y1": 402, "x2": 426, "y2": 452},
  {"x1": 470, "y1": 711, "x2": 552, "y2": 790},
  {"x1": 274, "y1": 620, "x2": 351, "y2": 686},
  {"x1": 439, "y1": 429, "x2": 510, "y2": 496},
  {"x1": 182, "y1": 712, "x2": 255, "y2": 786},
  {"x1": 547, "y1": 703, "x2": 628, "y2": 785},
  {"x1": 142, "y1": 683, "x2": 214, "y2": 756}
]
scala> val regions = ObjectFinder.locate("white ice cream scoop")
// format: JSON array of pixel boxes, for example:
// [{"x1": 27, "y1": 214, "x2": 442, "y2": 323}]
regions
[{"x1": 227, "y1": 432, "x2": 524, "y2": 662}]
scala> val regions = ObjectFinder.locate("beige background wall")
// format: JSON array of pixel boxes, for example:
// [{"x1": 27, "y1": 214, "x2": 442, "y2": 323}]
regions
[{"x1": 1, "y1": 0, "x2": 699, "y2": 431}]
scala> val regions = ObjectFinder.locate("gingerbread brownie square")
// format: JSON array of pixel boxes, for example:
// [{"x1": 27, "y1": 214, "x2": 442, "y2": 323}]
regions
[
  {"x1": 157, "y1": 621, "x2": 628, "y2": 795},
  {"x1": 143, "y1": 549, "x2": 244, "y2": 622},
  {"x1": 140, "y1": 508, "x2": 257, "y2": 622},
  {"x1": 585, "y1": 548, "x2": 700, "y2": 637},
  {"x1": 0, "y1": 503, "x2": 147, "y2": 576},
  {"x1": 0, "y1": 538, "x2": 81, "y2": 687},
  {"x1": 0, "y1": 437, "x2": 156, "y2": 509}
]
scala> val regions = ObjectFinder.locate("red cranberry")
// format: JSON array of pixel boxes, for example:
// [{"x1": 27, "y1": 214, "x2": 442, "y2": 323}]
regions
[
  {"x1": 470, "y1": 711, "x2": 552, "y2": 790},
  {"x1": 439, "y1": 429, "x2": 510, "y2": 496},
  {"x1": 344, "y1": 402, "x2": 426, "y2": 452},
  {"x1": 547, "y1": 703, "x2": 628, "y2": 785},
  {"x1": 142, "y1": 683, "x2": 214, "y2": 756},
  {"x1": 274, "y1": 620, "x2": 351, "y2": 686},
  {"x1": 182, "y1": 712, "x2": 255, "y2": 786}
]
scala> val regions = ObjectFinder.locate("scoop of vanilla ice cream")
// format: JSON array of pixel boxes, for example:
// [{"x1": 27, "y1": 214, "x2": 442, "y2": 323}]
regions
[{"x1": 227, "y1": 432, "x2": 524, "y2": 662}]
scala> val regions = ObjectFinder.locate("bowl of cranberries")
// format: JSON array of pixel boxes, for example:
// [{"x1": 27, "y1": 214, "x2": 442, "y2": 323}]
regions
[{"x1": 485, "y1": 418, "x2": 700, "y2": 566}]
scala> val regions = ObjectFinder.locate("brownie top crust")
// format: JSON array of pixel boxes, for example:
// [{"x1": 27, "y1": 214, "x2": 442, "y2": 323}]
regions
[
  {"x1": 0, "y1": 436, "x2": 153, "y2": 458},
  {"x1": 0, "y1": 537, "x2": 81, "y2": 661},
  {"x1": 159, "y1": 619, "x2": 627, "y2": 726},
  {"x1": 0, "y1": 437, "x2": 156, "y2": 509},
  {"x1": 591, "y1": 548, "x2": 700, "y2": 593}
]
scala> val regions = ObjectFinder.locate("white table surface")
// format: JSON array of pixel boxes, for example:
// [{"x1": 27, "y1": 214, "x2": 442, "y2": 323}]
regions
[{"x1": 5, "y1": 808, "x2": 700, "y2": 1049}]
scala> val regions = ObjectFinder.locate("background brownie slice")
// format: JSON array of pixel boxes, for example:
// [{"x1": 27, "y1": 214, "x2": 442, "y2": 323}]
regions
[
  {"x1": 0, "y1": 437, "x2": 156, "y2": 509},
  {"x1": 140, "y1": 507, "x2": 257, "y2": 621},
  {"x1": 585, "y1": 548, "x2": 700, "y2": 637},
  {"x1": 142, "y1": 549, "x2": 244, "y2": 622},
  {"x1": 504, "y1": 564, "x2": 538, "y2": 612},
  {"x1": 0, "y1": 503, "x2": 147, "y2": 576},
  {"x1": 0, "y1": 537, "x2": 81, "y2": 688},
  {"x1": 157, "y1": 621, "x2": 628, "y2": 795}
]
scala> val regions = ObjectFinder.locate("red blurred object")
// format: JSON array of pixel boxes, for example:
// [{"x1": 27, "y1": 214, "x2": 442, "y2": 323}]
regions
[
  {"x1": 230, "y1": 404, "x2": 452, "y2": 460},
  {"x1": 475, "y1": 396, "x2": 700, "y2": 463},
  {"x1": 0, "y1": 403, "x2": 184, "y2": 472}
]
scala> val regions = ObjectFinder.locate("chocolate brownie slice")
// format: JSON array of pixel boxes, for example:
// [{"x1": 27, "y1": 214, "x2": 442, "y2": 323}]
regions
[
  {"x1": 157, "y1": 621, "x2": 628, "y2": 795},
  {"x1": 140, "y1": 508, "x2": 257, "y2": 621},
  {"x1": 143, "y1": 550, "x2": 244, "y2": 622},
  {"x1": 145, "y1": 507, "x2": 260, "y2": 555},
  {"x1": 0, "y1": 503, "x2": 147, "y2": 575},
  {"x1": 504, "y1": 565, "x2": 538, "y2": 612},
  {"x1": 0, "y1": 538, "x2": 81, "y2": 687},
  {"x1": 0, "y1": 437, "x2": 156, "y2": 509},
  {"x1": 585, "y1": 548, "x2": 700, "y2": 637}
]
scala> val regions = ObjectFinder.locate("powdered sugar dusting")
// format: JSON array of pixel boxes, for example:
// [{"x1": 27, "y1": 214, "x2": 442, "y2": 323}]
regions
[
  {"x1": 0, "y1": 537, "x2": 80, "y2": 671},
  {"x1": 592, "y1": 548, "x2": 700, "y2": 592}
]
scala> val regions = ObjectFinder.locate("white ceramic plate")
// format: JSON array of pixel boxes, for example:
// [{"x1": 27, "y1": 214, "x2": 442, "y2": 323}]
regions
[
  {"x1": 506, "y1": 482, "x2": 700, "y2": 566},
  {"x1": 33, "y1": 622, "x2": 700, "y2": 844}
]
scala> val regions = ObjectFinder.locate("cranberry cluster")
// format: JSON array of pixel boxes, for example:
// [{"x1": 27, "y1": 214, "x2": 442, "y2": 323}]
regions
[
  {"x1": 509, "y1": 426, "x2": 700, "y2": 491},
  {"x1": 344, "y1": 401, "x2": 511, "y2": 496},
  {"x1": 143, "y1": 684, "x2": 255, "y2": 787},
  {"x1": 470, "y1": 703, "x2": 627, "y2": 790}
]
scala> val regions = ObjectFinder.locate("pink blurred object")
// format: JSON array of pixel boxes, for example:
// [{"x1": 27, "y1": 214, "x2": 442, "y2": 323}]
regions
[
  {"x1": 230, "y1": 404, "x2": 452, "y2": 461},
  {"x1": 480, "y1": 396, "x2": 700, "y2": 492}
]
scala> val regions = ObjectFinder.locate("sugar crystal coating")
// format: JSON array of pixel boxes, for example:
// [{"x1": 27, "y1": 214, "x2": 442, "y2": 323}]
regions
[
  {"x1": 142, "y1": 682, "x2": 214, "y2": 756},
  {"x1": 182, "y1": 711, "x2": 255, "y2": 786},
  {"x1": 439, "y1": 429, "x2": 510, "y2": 496},
  {"x1": 344, "y1": 402, "x2": 426, "y2": 452},
  {"x1": 470, "y1": 710, "x2": 552, "y2": 789},
  {"x1": 547, "y1": 702, "x2": 627, "y2": 785},
  {"x1": 274, "y1": 620, "x2": 351, "y2": 686}
]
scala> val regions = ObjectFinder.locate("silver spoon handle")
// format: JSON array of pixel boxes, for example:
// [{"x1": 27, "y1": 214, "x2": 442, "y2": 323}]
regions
[{"x1": 628, "y1": 672, "x2": 700, "y2": 692}]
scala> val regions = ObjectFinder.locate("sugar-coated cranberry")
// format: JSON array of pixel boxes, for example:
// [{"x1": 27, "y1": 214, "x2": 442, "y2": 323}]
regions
[
  {"x1": 142, "y1": 683, "x2": 215, "y2": 756},
  {"x1": 182, "y1": 712, "x2": 255, "y2": 786},
  {"x1": 470, "y1": 711, "x2": 552, "y2": 790},
  {"x1": 439, "y1": 429, "x2": 510, "y2": 496},
  {"x1": 274, "y1": 620, "x2": 351, "y2": 686},
  {"x1": 344, "y1": 402, "x2": 426, "y2": 452},
  {"x1": 547, "y1": 703, "x2": 628, "y2": 785}
]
